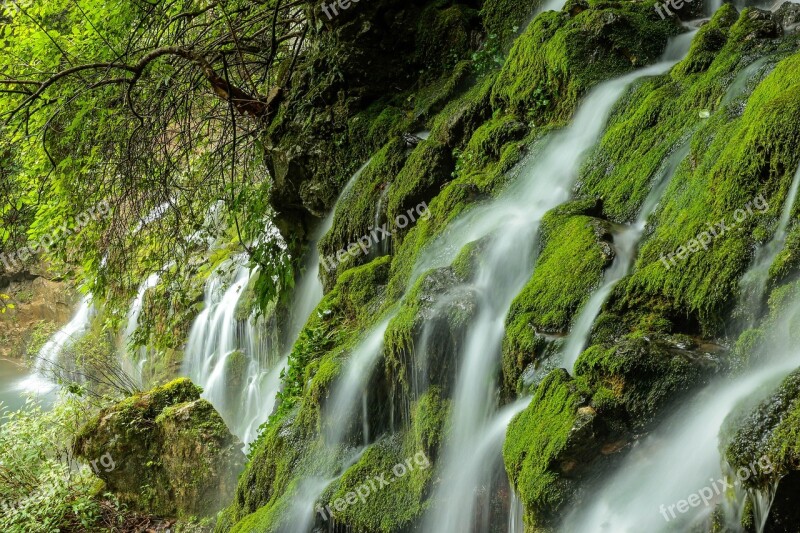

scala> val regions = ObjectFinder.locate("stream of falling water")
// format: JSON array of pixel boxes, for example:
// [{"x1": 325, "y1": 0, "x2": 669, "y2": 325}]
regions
[
  {"x1": 180, "y1": 162, "x2": 365, "y2": 444},
  {"x1": 20, "y1": 295, "x2": 94, "y2": 394},
  {"x1": 562, "y1": 160, "x2": 800, "y2": 532},
  {"x1": 417, "y1": 40, "x2": 692, "y2": 533},
  {"x1": 121, "y1": 273, "x2": 161, "y2": 385},
  {"x1": 738, "y1": 162, "x2": 800, "y2": 324},
  {"x1": 562, "y1": 142, "x2": 691, "y2": 370}
]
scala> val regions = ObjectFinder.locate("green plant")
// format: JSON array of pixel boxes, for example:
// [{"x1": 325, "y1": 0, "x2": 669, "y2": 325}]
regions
[
  {"x1": 472, "y1": 33, "x2": 505, "y2": 75},
  {"x1": 0, "y1": 293, "x2": 14, "y2": 314}
]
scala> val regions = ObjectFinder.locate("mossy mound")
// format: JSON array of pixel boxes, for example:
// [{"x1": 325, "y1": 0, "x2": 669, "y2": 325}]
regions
[
  {"x1": 74, "y1": 378, "x2": 245, "y2": 518},
  {"x1": 319, "y1": 139, "x2": 409, "y2": 289},
  {"x1": 573, "y1": 9, "x2": 800, "y2": 336},
  {"x1": 502, "y1": 199, "x2": 613, "y2": 396},
  {"x1": 503, "y1": 369, "x2": 599, "y2": 529},
  {"x1": 322, "y1": 436, "x2": 434, "y2": 532},
  {"x1": 575, "y1": 333, "x2": 720, "y2": 425},
  {"x1": 492, "y1": 0, "x2": 681, "y2": 125}
]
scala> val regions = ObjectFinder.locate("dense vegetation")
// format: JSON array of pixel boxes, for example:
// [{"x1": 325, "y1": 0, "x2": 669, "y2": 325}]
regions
[{"x1": 3, "y1": 0, "x2": 800, "y2": 531}]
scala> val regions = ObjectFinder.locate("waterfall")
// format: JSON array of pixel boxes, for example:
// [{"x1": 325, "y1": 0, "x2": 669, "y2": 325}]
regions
[
  {"x1": 508, "y1": 489, "x2": 524, "y2": 533},
  {"x1": 121, "y1": 272, "x2": 160, "y2": 383},
  {"x1": 562, "y1": 142, "x2": 691, "y2": 370},
  {"x1": 324, "y1": 318, "x2": 392, "y2": 446},
  {"x1": 560, "y1": 167, "x2": 800, "y2": 533},
  {"x1": 183, "y1": 259, "x2": 280, "y2": 442},
  {"x1": 560, "y1": 349, "x2": 800, "y2": 532},
  {"x1": 283, "y1": 317, "x2": 391, "y2": 532},
  {"x1": 738, "y1": 162, "x2": 800, "y2": 323},
  {"x1": 286, "y1": 160, "x2": 365, "y2": 346},
  {"x1": 182, "y1": 161, "x2": 367, "y2": 444},
  {"x1": 420, "y1": 42, "x2": 691, "y2": 533},
  {"x1": 20, "y1": 295, "x2": 94, "y2": 394}
]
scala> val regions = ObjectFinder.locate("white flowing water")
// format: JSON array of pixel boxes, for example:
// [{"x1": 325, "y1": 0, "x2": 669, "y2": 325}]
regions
[
  {"x1": 284, "y1": 317, "x2": 391, "y2": 532},
  {"x1": 324, "y1": 318, "x2": 392, "y2": 446},
  {"x1": 183, "y1": 260, "x2": 285, "y2": 443},
  {"x1": 562, "y1": 142, "x2": 691, "y2": 370},
  {"x1": 286, "y1": 161, "x2": 364, "y2": 346},
  {"x1": 561, "y1": 165, "x2": 800, "y2": 533},
  {"x1": 121, "y1": 273, "x2": 160, "y2": 383},
  {"x1": 738, "y1": 162, "x2": 800, "y2": 321},
  {"x1": 508, "y1": 490, "x2": 524, "y2": 533},
  {"x1": 561, "y1": 352, "x2": 800, "y2": 532},
  {"x1": 183, "y1": 162, "x2": 367, "y2": 444},
  {"x1": 20, "y1": 295, "x2": 94, "y2": 393},
  {"x1": 422, "y1": 43, "x2": 690, "y2": 533}
]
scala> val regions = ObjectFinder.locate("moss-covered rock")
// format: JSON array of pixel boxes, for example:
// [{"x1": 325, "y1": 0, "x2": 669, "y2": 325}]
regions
[
  {"x1": 322, "y1": 436, "x2": 434, "y2": 532},
  {"x1": 319, "y1": 139, "x2": 409, "y2": 290},
  {"x1": 385, "y1": 266, "x2": 479, "y2": 406},
  {"x1": 386, "y1": 140, "x2": 454, "y2": 240},
  {"x1": 492, "y1": 0, "x2": 681, "y2": 125},
  {"x1": 504, "y1": 369, "x2": 598, "y2": 529},
  {"x1": 73, "y1": 378, "x2": 245, "y2": 518},
  {"x1": 575, "y1": 333, "x2": 720, "y2": 425}
]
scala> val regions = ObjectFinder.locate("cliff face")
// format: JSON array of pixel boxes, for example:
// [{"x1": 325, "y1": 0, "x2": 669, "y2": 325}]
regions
[
  {"x1": 0, "y1": 268, "x2": 75, "y2": 361},
  {"x1": 9, "y1": 0, "x2": 800, "y2": 531},
  {"x1": 216, "y1": 0, "x2": 800, "y2": 531}
]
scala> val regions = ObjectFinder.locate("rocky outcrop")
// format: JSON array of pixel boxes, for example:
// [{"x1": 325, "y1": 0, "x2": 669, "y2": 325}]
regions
[
  {"x1": 74, "y1": 378, "x2": 245, "y2": 518},
  {"x1": 0, "y1": 270, "x2": 74, "y2": 360}
]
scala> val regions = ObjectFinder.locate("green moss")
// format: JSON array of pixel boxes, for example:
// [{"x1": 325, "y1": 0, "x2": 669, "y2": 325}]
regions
[
  {"x1": 74, "y1": 379, "x2": 241, "y2": 518},
  {"x1": 412, "y1": 387, "x2": 450, "y2": 459},
  {"x1": 509, "y1": 200, "x2": 611, "y2": 334},
  {"x1": 386, "y1": 140, "x2": 454, "y2": 237},
  {"x1": 454, "y1": 113, "x2": 528, "y2": 178},
  {"x1": 320, "y1": 138, "x2": 408, "y2": 287},
  {"x1": 492, "y1": 1, "x2": 680, "y2": 125},
  {"x1": 324, "y1": 436, "x2": 433, "y2": 532},
  {"x1": 480, "y1": 0, "x2": 541, "y2": 49},
  {"x1": 574, "y1": 334, "x2": 714, "y2": 424},
  {"x1": 415, "y1": 4, "x2": 480, "y2": 82},
  {"x1": 602, "y1": 47, "x2": 800, "y2": 335},
  {"x1": 429, "y1": 73, "x2": 495, "y2": 149},
  {"x1": 385, "y1": 267, "x2": 477, "y2": 402},
  {"x1": 503, "y1": 369, "x2": 590, "y2": 528}
]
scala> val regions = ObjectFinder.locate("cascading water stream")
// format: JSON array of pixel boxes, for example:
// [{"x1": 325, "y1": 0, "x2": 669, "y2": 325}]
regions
[
  {"x1": 182, "y1": 162, "x2": 367, "y2": 444},
  {"x1": 738, "y1": 162, "x2": 800, "y2": 322},
  {"x1": 121, "y1": 273, "x2": 160, "y2": 383},
  {"x1": 324, "y1": 318, "x2": 392, "y2": 446},
  {"x1": 286, "y1": 319, "x2": 391, "y2": 533},
  {"x1": 561, "y1": 348, "x2": 800, "y2": 532},
  {"x1": 284, "y1": 161, "x2": 364, "y2": 347},
  {"x1": 421, "y1": 40, "x2": 692, "y2": 533},
  {"x1": 562, "y1": 142, "x2": 691, "y2": 370},
  {"x1": 561, "y1": 167, "x2": 800, "y2": 533},
  {"x1": 20, "y1": 295, "x2": 94, "y2": 394},
  {"x1": 183, "y1": 261, "x2": 272, "y2": 441},
  {"x1": 508, "y1": 490, "x2": 524, "y2": 533}
]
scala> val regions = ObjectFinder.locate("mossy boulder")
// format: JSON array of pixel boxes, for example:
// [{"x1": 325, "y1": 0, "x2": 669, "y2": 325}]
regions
[
  {"x1": 321, "y1": 436, "x2": 434, "y2": 532},
  {"x1": 319, "y1": 139, "x2": 409, "y2": 290},
  {"x1": 223, "y1": 350, "x2": 249, "y2": 417},
  {"x1": 386, "y1": 140, "x2": 455, "y2": 240},
  {"x1": 74, "y1": 378, "x2": 245, "y2": 518},
  {"x1": 492, "y1": 0, "x2": 681, "y2": 124},
  {"x1": 385, "y1": 266, "x2": 480, "y2": 403},
  {"x1": 575, "y1": 333, "x2": 721, "y2": 426},
  {"x1": 504, "y1": 369, "x2": 606, "y2": 529},
  {"x1": 502, "y1": 199, "x2": 613, "y2": 396}
]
